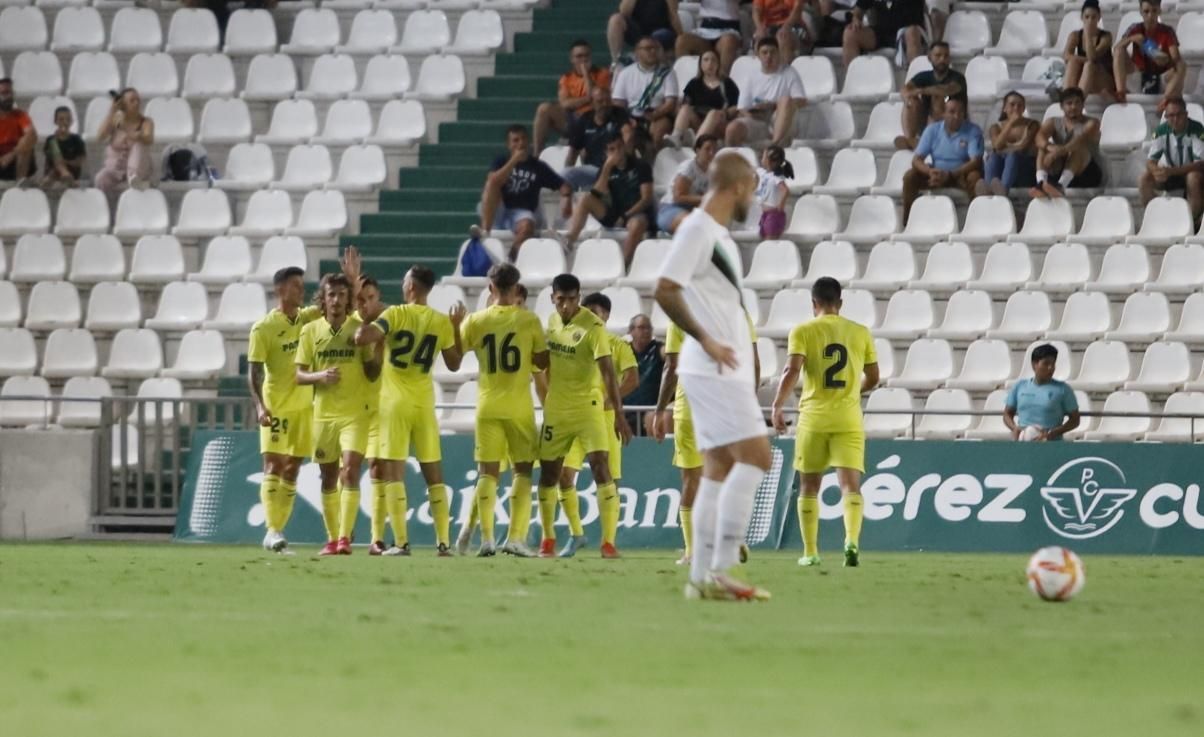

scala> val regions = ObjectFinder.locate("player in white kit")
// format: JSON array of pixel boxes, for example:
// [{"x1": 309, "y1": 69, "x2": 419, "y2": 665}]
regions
[{"x1": 653, "y1": 152, "x2": 772, "y2": 602}]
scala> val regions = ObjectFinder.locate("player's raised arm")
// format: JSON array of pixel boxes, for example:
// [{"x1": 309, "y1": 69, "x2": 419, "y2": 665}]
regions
[
  {"x1": 442, "y1": 301, "x2": 468, "y2": 371},
  {"x1": 772, "y1": 354, "x2": 804, "y2": 435},
  {"x1": 597, "y1": 354, "x2": 633, "y2": 444}
]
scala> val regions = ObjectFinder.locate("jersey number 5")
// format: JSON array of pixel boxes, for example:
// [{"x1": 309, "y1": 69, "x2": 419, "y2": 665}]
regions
[
  {"x1": 823, "y1": 343, "x2": 848, "y2": 388},
  {"x1": 481, "y1": 332, "x2": 521, "y2": 373},
  {"x1": 389, "y1": 330, "x2": 438, "y2": 372}
]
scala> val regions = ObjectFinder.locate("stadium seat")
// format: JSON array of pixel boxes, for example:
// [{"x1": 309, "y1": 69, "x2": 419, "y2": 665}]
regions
[
  {"x1": 352, "y1": 55, "x2": 412, "y2": 100},
  {"x1": 65, "y1": 51, "x2": 119, "y2": 98},
  {"x1": 511, "y1": 239, "x2": 566, "y2": 290},
  {"x1": 888, "y1": 338, "x2": 954, "y2": 390},
  {"x1": 813, "y1": 148, "x2": 877, "y2": 196},
  {"x1": 1131, "y1": 196, "x2": 1193, "y2": 246},
  {"x1": 1026, "y1": 241, "x2": 1092, "y2": 295},
  {"x1": 783, "y1": 147, "x2": 818, "y2": 194},
  {"x1": 966, "y1": 242, "x2": 1032, "y2": 293},
  {"x1": 101, "y1": 328, "x2": 163, "y2": 379},
  {"x1": 406, "y1": 54, "x2": 466, "y2": 101},
  {"x1": 214, "y1": 144, "x2": 274, "y2": 194},
  {"x1": 833, "y1": 55, "x2": 893, "y2": 102},
  {"x1": 1010, "y1": 198, "x2": 1073, "y2": 245},
  {"x1": 652, "y1": 148, "x2": 690, "y2": 194},
  {"x1": 0, "y1": 7, "x2": 48, "y2": 52},
  {"x1": 181, "y1": 53, "x2": 236, "y2": 100},
  {"x1": 108, "y1": 7, "x2": 161, "y2": 53},
  {"x1": 1046, "y1": 290, "x2": 1112, "y2": 342},
  {"x1": 1145, "y1": 243, "x2": 1204, "y2": 294},
  {"x1": 908, "y1": 240, "x2": 973, "y2": 292},
  {"x1": 26, "y1": 95, "x2": 75, "y2": 136},
  {"x1": 434, "y1": 349, "x2": 478, "y2": 385},
  {"x1": 330, "y1": 144, "x2": 387, "y2": 192},
  {"x1": 0, "y1": 189, "x2": 51, "y2": 237},
  {"x1": 743, "y1": 239, "x2": 801, "y2": 291},
  {"x1": 273, "y1": 145, "x2": 333, "y2": 191},
  {"x1": 223, "y1": 9, "x2": 276, "y2": 56},
  {"x1": 198, "y1": 97, "x2": 253, "y2": 145},
  {"x1": 241, "y1": 54, "x2": 298, "y2": 101},
  {"x1": 128, "y1": 376, "x2": 183, "y2": 423},
  {"x1": 1072, "y1": 340, "x2": 1132, "y2": 392},
  {"x1": 1073, "y1": 196, "x2": 1133, "y2": 246},
  {"x1": 873, "y1": 337, "x2": 894, "y2": 380},
  {"x1": 915, "y1": 388, "x2": 974, "y2": 439},
  {"x1": 963, "y1": 389, "x2": 1010, "y2": 441},
  {"x1": 9, "y1": 234, "x2": 64, "y2": 283},
  {"x1": 145, "y1": 281, "x2": 208, "y2": 331},
  {"x1": 446, "y1": 9, "x2": 504, "y2": 55},
  {"x1": 0, "y1": 281, "x2": 19, "y2": 327},
  {"x1": 602, "y1": 286, "x2": 642, "y2": 333},
  {"x1": 927, "y1": 289, "x2": 995, "y2": 340},
  {"x1": 958, "y1": 196, "x2": 1016, "y2": 245},
  {"x1": 257, "y1": 99, "x2": 319, "y2": 145},
  {"x1": 173, "y1": 190, "x2": 233, "y2": 239},
  {"x1": 793, "y1": 239, "x2": 857, "y2": 288},
  {"x1": 1164, "y1": 292, "x2": 1204, "y2": 343},
  {"x1": 11, "y1": 51, "x2": 62, "y2": 96},
  {"x1": 144, "y1": 97, "x2": 194, "y2": 144},
  {"x1": 427, "y1": 284, "x2": 466, "y2": 314},
  {"x1": 618, "y1": 239, "x2": 670, "y2": 290},
  {"x1": 53, "y1": 188, "x2": 108, "y2": 237},
  {"x1": 56, "y1": 375, "x2": 111, "y2": 428},
  {"x1": 758, "y1": 289, "x2": 808, "y2": 340},
  {"x1": 1083, "y1": 391, "x2": 1151, "y2": 441},
  {"x1": 314, "y1": 100, "x2": 374, "y2": 145},
  {"x1": 1084, "y1": 243, "x2": 1150, "y2": 293},
  {"x1": 895, "y1": 195, "x2": 956, "y2": 245},
  {"x1": 0, "y1": 375, "x2": 50, "y2": 426},
  {"x1": 336, "y1": 9, "x2": 398, "y2": 55},
  {"x1": 1044, "y1": 12, "x2": 1081, "y2": 59},
  {"x1": 40, "y1": 327, "x2": 96, "y2": 378},
  {"x1": 126, "y1": 53, "x2": 179, "y2": 98},
  {"x1": 784, "y1": 194, "x2": 840, "y2": 241},
  {"x1": 573, "y1": 239, "x2": 625, "y2": 289},
  {"x1": 530, "y1": 287, "x2": 553, "y2": 323},
  {"x1": 863, "y1": 387, "x2": 914, "y2": 438},
  {"x1": 128, "y1": 235, "x2": 185, "y2": 284},
  {"x1": 796, "y1": 101, "x2": 855, "y2": 149},
  {"x1": 84, "y1": 281, "x2": 141, "y2": 331},
  {"x1": 443, "y1": 381, "x2": 478, "y2": 433},
  {"x1": 0, "y1": 326, "x2": 38, "y2": 377},
  {"x1": 79, "y1": 95, "x2": 111, "y2": 142},
  {"x1": 874, "y1": 290, "x2": 933, "y2": 340},
  {"x1": 189, "y1": 236, "x2": 253, "y2": 285},
  {"x1": 113, "y1": 189, "x2": 169, "y2": 239},
  {"x1": 1106, "y1": 292, "x2": 1171, "y2": 342},
  {"x1": 230, "y1": 190, "x2": 294, "y2": 237},
  {"x1": 286, "y1": 190, "x2": 346, "y2": 238},
  {"x1": 985, "y1": 10, "x2": 1047, "y2": 58},
  {"x1": 790, "y1": 56, "x2": 836, "y2": 100},
  {"x1": 24, "y1": 280, "x2": 80, "y2": 330},
  {"x1": 298, "y1": 53, "x2": 358, "y2": 100},
  {"x1": 367, "y1": 99, "x2": 426, "y2": 145},
  {"x1": 964, "y1": 55, "x2": 1009, "y2": 102},
  {"x1": 1099, "y1": 104, "x2": 1147, "y2": 152},
  {"x1": 986, "y1": 291, "x2": 1053, "y2": 341},
  {"x1": 165, "y1": 8, "x2": 219, "y2": 54},
  {"x1": 944, "y1": 10, "x2": 991, "y2": 55},
  {"x1": 851, "y1": 101, "x2": 904, "y2": 151},
  {"x1": 1124, "y1": 341, "x2": 1191, "y2": 393},
  {"x1": 247, "y1": 236, "x2": 307, "y2": 284},
  {"x1": 204, "y1": 283, "x2": 266, "y2": 331},
  {"x1": 755, "y1": 337, "x2": 778, "y2": 383},
  {"x1": 394, "y1": 10, "x2": 451, "y2": 54},
  {"x1": 946, "y1": 339, "x2": 1012, "y2": 392},
  {"x1": 281, "y1": 8, "x2": 340, "y2": 55},
  {"x1": 1144, "y1": 391, "x2": 1204, "y2": 443}
]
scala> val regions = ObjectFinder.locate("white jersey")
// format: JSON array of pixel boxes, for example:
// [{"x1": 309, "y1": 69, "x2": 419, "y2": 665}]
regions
[{"x1": 658, "y1": 208, "x2": 755, "y2": 385}]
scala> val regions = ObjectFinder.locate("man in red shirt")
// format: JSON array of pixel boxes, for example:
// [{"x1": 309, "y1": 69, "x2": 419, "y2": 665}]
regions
[
  {"x1": 533, "y1": 40, "x2": 612, "y2": 154},
  {"x1": 1112, "y1": 0, "x2": 1184, "y2": 110},
  {"x1": 0, "y1": 78, "x2": 36, "y2": 182}
]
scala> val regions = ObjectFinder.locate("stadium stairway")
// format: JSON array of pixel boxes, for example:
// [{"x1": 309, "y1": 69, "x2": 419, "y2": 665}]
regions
[{"x1": 326, "y1": 0, "x2": 610, "y2": 285}]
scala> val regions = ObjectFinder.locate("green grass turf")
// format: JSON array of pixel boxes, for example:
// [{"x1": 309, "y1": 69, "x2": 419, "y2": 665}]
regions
[{"x1": 1, "y1": 544, "x2": 1201, "y2": 737}]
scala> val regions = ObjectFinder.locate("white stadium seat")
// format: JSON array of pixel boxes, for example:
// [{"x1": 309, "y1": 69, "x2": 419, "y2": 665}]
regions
[
  {"x1": 986, "y1": 290, "x2": 1053, "y2": 342},
  {"x1": 84, "y1": 281, "x2": 141, "y2": 331},
  {"x1": 181, "y1": 53, "x2": 236, "y2": 100},
  {"x1": 41, "y1": 327, "x2": 96, "y2": 378},
  {"x1": 1046, "y1": 290, "x2": 1113, "y2": 342},
  {"x1": 1099, "y1": 104, "x2": 1147, "y2": 151},
  {"x1": 65, "y1": 51, "x2": 119, "y2": 98},
  {"x1": 871, "y1": 150, "x2": 916, "y2": 198},
  {"x1": 273, "y1": 145, "x2": 333, "y2": 191},
  {"x1": 797, "y1": 101, "x2": 855, "y2": 149},
  {"x1": 298, "y1": 53, "x2": 358, "y2": 100},
  {"x1": 849, "y1": 240, "x2": 914, "y2": 293},
  {"x1": 12, "y1": 51, "x2": 61, "y2": 96},
  {"x1": 1072, "y1": 341, "x2": 1132, "y2": 392},
  {"x1": 282, "y1": 8, "x2": 340, "y2": 55},
  {"x1": 1073, "y1": 196, "x2": 1133, "y2": 246},
  {"x1": 126, "y1": 53, "x2": 179, "y2": 98},
  {"x1": 0, "y1": 7, "x2": 48, "y2": 52},
  {"x1": 0, "y1": 188, "x2": 51, "y2": 237},
  {"x1": 758, "y1": 289, "x2": 808, "y2": 340},
  {"x1": 1084, "y1": 243, "x2": 1150, "y2": 294},
  {"x1": 839, "y1": 288, "x2": 877, "y2": 328},
  {"x1": 108, "y1": 8, "x2": 161, "y2": 54},
  {"x1": 1106, "y1": 292, "x2": 1171, "y2": 342},
  {"x1": 145, "y1": 281, "x2": 208, "y2": 331},
  {"x1": 985, "y1": 11, "x2": 1047, "y2": 58},
  {"x1": 833, "y1": 55, "x2": 893, "y2": 102},
  {"x1": 966, "y1": 242, "x2": 1032, "y2": 293},
  {"x1": 26, "y1": 96, "x2": 74, "y2": 137},
  {"x1": 958, "y1": 196, "x2": 1016, "y2": 245},
  {"x1": 9, "y1": 234, "x2": 65, "y2": 282},
  {"x1": 286, "y1": 190, "x2": 346, "y2": 238},
  {"x1": 791, "y1": 56, "x2": 836, "y2": 100},
  {"x1": 165, "y1": 8, "x2": 219, "y2": 54},
  {"x1": 128, "y1": 376, "x2": 183, "y2": 423},
  {"x1": 198, "y1": 97, "x2": 253, "y2": 144},
  {"x1": 406, "y1": 54, "x2": 466, "y2": 100},
  {"x1": 946, "y1": 339, "x2": 1012, "y2": 392},
  {"x1": 783, "y1": 147, "x2": 818, "y2": 193},
  {"x1": 618, "y1": 239, "x2": 670, "y2": 290},
  {"x1": 174, "y1": 189, "x2": 233, "y2": 238},
  {"x1": 0, "y1": 327, "x2": 38, "y2": 376},
  {"x1": 1132, "y1": 196, "x2": 1193, "y2": 246},
  {"x1": 446, "y1": 10, "x2": 504, "y2": 55},
  {"x1": 314, "y1": 100, "x2": 374, "y2": 145},
  {"x1": 223, "y1": 9, "x2": 277, "y2": 56},
  {"x1": 0, "y1": 375, "x2": 50, "y2": 426},
  {"x1": 964, "y1": 55, "x2": 1009, "y2": 102},
  {"x1": 813, "y1": 148, "x2": 877, "y2": 196},
  {"x1": 863, "y1": 387, "x2": 914, "y2": 438},
  {"x1": 1026, "y1": 242, "x2": 1092, "y2": 295},
  {"x1": 214, "y1": 144, "x2": 274, "y2": 193},
  {"x1": 102, "y1": 328, "x2": 163, "y2": 379},
  {"x1": 0, "y1": 281, "x2": 20, "y2": 327},
  {"x1": 1145, "y1": 243, "x2": 1204, "y2": 294},
  {"x1": 230, "y1": 190, "x2": 294, "y2": 237},
  {"x1": 601, "y1": 286, "x2": 641, "y2": 333},
  {"x1": 852, "y1": 101, "x2": 904, "y2": 150},
  {"x1": 1124, "y1": 341, "x2": 1191, "y2": 393},
  {"x1": 54, "y1": 188, "x2": 109, "y2": 237},
  {"x1": 888, "y1": 338, "x2": 954, "y2": 390},
  {"x1": 80, "y1": 95, "x2": 111, "y2": 142},
  {"x1": 352, "y1": 55, "x2": 412, "y2": 100},
  {"x1": 145, "y1": 97, "x2": 194, "y2": 144},
  {"x1": 1083, "y1": 391, "x2": 1151, "y2": 441},
  {"x1": 784, "y1": 195, "x2": 841, "y2": 241},
  {"x1": 128, "y1": 235, "x2": 185, "y2": 284},
  {"x1": 24, "y1": 280, "x2": 79, "y2": 330},
  {"x1": 57, "y1": 376, "x2": 111, "y2": 428},
  {"x1": 1010, "y1": 198, "x2": 1073, "y2": 246},
  {"x1": 572, "y1": 239, "x2": 624, "y2": 289},
  {"x1": 443, "y1": 381, "x2": 478, "y2": 433},
  {"x1": 247, "y1": 236, "x2": 307, "y2": 284},
  {"x1": 909, "y1": 240, "x2": 973, "y2": 292},
  {"x1": 257, "y1": 99, "x2": 319, "y2": 145},
  {"x1": 331, "y1": 144, "x2": 387, "y2": 192},
  {"x1": 113, "y1": 189, "x2": 169, "y2": 238},
  {"x1": 394, "y1": 10, "x2": 452, "y2": 54},
  {"x1": 874, "y1": 290, "x2": 933, "y2": 340},
  {"x1": 915, "y1": 389, "x2": 974, "y2": 439},
  {"x1": 964, "y1": 389, "x2": 1011, "y2": 441},
  {"x1": 896, "y1": 195, "x2": 957, "y2": 244},
  {"x1": 944, "y1": 10, "x2": 991, "y2": 55},
  {"x1": 1145, "y1": 391, "x2": 1204, "y2": 442},
  {"x1": 874, "y1": 338, "x2": 894, "y2": 380},
  {"x1": 927, "y1": 289, "x2": 995, "y2": 341},
  {"x1": 512, "y1": 238, "x2": 566, "y2": 289},
  {"x1": 190, "y1": 236, "x2": 253, "y2": 285},
  {"x1": 51, "y1": 6, "x2": 103, "y2": 52},
  {"x1": 204, "y1": 283, "x2": 267, "y2": 331},
  {"x1": 743, "y1": 240, "x2": 801, "y2": 291},
  {"x1": 241, "y1": 54, "x2": 298, "y2": 101},
  {"x1": 427, "y1": 284, "x2": 466, "y2": 314},
  {"x1": 368, "y1": 99, "x2": 426, "y2": 145},
  {"x1": 793, "y1": 239, "x2": 857, "y2": 288},
  {"x1": 338, "y1": 10, "x2": 399, "y2": 55},
  {"x1": 1165, "y1": 293, "x2": 1204, "y2": 343}
]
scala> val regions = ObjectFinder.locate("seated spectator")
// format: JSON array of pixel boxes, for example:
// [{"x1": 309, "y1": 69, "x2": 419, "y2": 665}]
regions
[
  {"x1": 753, "y1": 0, "x2": 810, "y2": 64},
  {"x1": 612, "y1": 36, "x2": 680, "y2": 154},
  {"x1": 623, "y1": 313, "x2": 664, "y2": 436},
  {"x1": 902, "y1": 95, "x2": 982, "y2": 222},
  {"x1": 675, "y1": 0, "x2": 743, "y2": 76},
  {"x1": 666, "y1": 50, "x2": 739, "y2": 148},
  {"x1": 607, "y1": 0, "x2": 682, "y2": 70},
  {"x1": 0, "y1": 78, "x2": 36, "y2": 182},
  {"x1": 1003, "y1": 344, "x2": 1080, "y2": 442},
  {"x1": 563, "y1": 87, "x2": 631, "y2": 191},
  {"x1": 1063, "y1": 0, "x2": 1115, "y2": 100},
  {"x1": 977, "y1": 91, "x2": 1038, "y2": 196},
  {"x1": 563, "y1": 132, "x2": 655, "y2": 266},
  {"x1": 96, "y1": 88, "x2": 154, "y2": 197},
  {"x1": 1113, "y1": 0, "x2": 1184, "y2": 110},
  {"x1": 725, "y1": 38, "x2": 807, "y2": 148},
  {"x1": 479, "y1": 124, "x2": 572, "y2": 262},
  {"x1": 1030, "y1": 87, "x2": 1104, "y2": 199},
  {"x1": 40, "y1": 106, "x2": 86, "y2": 189},
  {"x1": 843, "y1": 0, "x2": 928, "y2": 69},
  {"x1": 657, "y1": 134, "x2": 718, "y2": 234},
  {"x1": 533, "y1": 40, "x2": 611, "y2": 155},
  {"x1": 896, "y1": 42, "x2": 965, "y2": 150},
  {"x1": 1139, "y1": 96, "x2": 1204, "y2": 224},
  {"x1": 755, "y1": 145, "x2": 793, "y2": 238}
]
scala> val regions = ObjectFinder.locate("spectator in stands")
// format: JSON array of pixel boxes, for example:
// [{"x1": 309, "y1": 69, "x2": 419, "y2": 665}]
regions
[
  {"x1": 1112, "y1": 0, "x2": 1184, "y2": 110},
  {"x1": 811, "y1": 0, "x2": 859, "y2": 62},
  {"x1": 926, "y1": 0, "x2": 949, "y2": 44},
  {"x1": 1063, "y1": 0, "x2": 1115, "y2": 101},
  {"x1": 0, "y1": 78, "x2": 36, "y2": 183},
  {"x1": 1030, "y1": 87, "x2": 1104, "y2": 199},
  {"x1": 563, "y1": 86, "x2": 630, "y2": 191},
  {"x1": 563, "y1": 132, "x2": 655, "y2": 266},
  {"x1": 532, "y1": 40, "x2": 612, "y2": 155},
  {"x1": 844, "y1": 0, "x2": 928, "y2": 69},
  {"x1": 1139, "y1": 96, "x2": 1204, "y2": 224},
  {"x1": 40, "y1": 106, "x2": 86, "y2": 189},
  {"x1": 753, "y1": 0, "x2": 811, "y2": 64},
  {"x1": 896, "y1": 41, "x2": 965, "y2": 150},
  {"x1": 95, "y1": 88, "x2": 155, "y2": 198},
  {"x1": 607, "y1": 0, "x2": 683, "y2": 70},
  {"x1": 725, "y1": 38, "x2": 807, "y2": 149},
  {"x1": 479, "y1": 124, "x2": 572, "y2": 262},
  {"x1": 612, "y1": 36, "x2": 680, "y2": 154},
  {"x1": 901, "y1": 95, "x2": 982, "y2": 223},
  {"x1": 666, "y1": 49, "x2": 739, "y2": 148},
  {"x1": 675, "y1": 0, "x2": 743, "y2": 76},
  {"x1": 977, "y1": 91, "x2": 1038, "y2": 196},
  {"x1": 1004, "y1": 344, "x2": 1080, "y2": 442},
  {"x1": 624, "y1": 313, "x2": 665, "y2": 436},
  {"x1": 755, "y1": 145, "x2": 792, "y2": 238},
  {"x1": 657, "y1": 134, "x2": 718, "y2": 234}
]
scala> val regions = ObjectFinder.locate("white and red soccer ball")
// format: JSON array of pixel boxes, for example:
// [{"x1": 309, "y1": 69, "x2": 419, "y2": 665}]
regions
[{"x1": 1026, "y1": 546, "x2": 1086, "y2": 602}]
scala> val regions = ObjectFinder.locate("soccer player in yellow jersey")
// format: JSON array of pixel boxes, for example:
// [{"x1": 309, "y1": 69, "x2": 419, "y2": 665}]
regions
[
  {"x1": 352, "y1": 277, "x2": 388, "y2": 553},
  {"x1": 296, "y1": 272, "x2": 383, "y2": 556},
  {"x1": 538, "y1": 273, "x2": 633, "y2": 559},
  {"x1": 771, "y1": 276, "x2": 879, "y2": 568},
  {"x1": 248, "y1": 266, "x2": 322, "y2": 555},
  {"x1": 355, "y1": 265, "x2": 466, "y2": 557},
  {"x1": 460, "y1": 263, "x2": 549, "y2": 557},
  {"x1": 556, "y1": 292, "x2": 638, "y2": 557}
]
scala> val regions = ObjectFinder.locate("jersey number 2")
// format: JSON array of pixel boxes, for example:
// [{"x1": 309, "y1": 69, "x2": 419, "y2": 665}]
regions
[
  {"x1": 389, "y1": 330, "x2": 437, "y2": 372},
  {"x1": 481, "y1": 332, "x2": 520, "y2": 373},
  {"x1": 823, "y1": 343, "x2": 848, "y2": 388}
]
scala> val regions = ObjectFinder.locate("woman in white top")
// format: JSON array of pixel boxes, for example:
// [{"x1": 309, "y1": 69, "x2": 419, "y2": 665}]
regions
[{"x1": 657, "y1": 134, "x2": 719, "y2": 234}]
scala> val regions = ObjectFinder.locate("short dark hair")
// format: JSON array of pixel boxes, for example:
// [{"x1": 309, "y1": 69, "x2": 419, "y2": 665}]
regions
[
  {"x1": 505, "y1": 124, "x2": 528, "y2": 139},
  {"x1": 1164, "y1": 95, "x2": 1187, "y2": 113},
  {"x1": 582, "y1": 292, "x2": 611, "y2": 314},
  {"x1": 488, "y1": 262, "x2": 521, "y2": 292},
  {"x1": 273, "y1": 266, "x2": 305, "y2": 285},
  {"x1": 570, "y1": 39, "x2": 591, "y2": 51},
  {"x1": 930, "y1": 41, "x2": 950, "y2": 53},
  {"x1": 407, "y1": 265, "x2": 436, "y2": 292},
  {"x1": 53, "y1": 106, "x2": 72, "y2": 118},
  {"x1": 1140, "y1": 0, "x2": 1160, "y2": 7},
  {"x1": 359, "y1": 275, "x2": 379, "y2": 291},
  {"x1": 1031, "y1": 344, "x2": 1059, "y2": 364},
  {"x1": 811, "y1": 276, "x2": 842, "y2": 306},
  {"x1": 945, "y1": 94, "x2": 968, "y2": 110},
  {"x1": 1081, "y1": 0, "x2": 1101, "y2": 13},
  {"x1": 1059, "y1": 86, "x2": 1085, "y2": 104},
  {"x1": 552, "y1": 273, "x2": 581, "y2": 294},
  {"x1": 756, "y1": 36, "x2": 779, "y2": 51},
  {"x1": 694, "y1": 133, "x2": 719, "y2": 151}
]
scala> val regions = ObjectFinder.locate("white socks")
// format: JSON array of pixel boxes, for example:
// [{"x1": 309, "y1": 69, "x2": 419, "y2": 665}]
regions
[
  {"x1": 1035, "y1": 169, "x2": 1048, "y2": 184},
  {"x1": 689, "y1": 477, "x2": 721, "y2": 585},
  {"x1": 712, "y1": 463, "x2": 764, "y2": 572},
  {"x1": 1058, "y1": 169, "x2": 1074, "y2": 187}
]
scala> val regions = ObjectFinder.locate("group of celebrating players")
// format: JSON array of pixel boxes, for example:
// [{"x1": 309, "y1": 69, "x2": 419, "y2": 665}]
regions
[{"x1": 247, "y1": 151, "x2": 876, "y2": 602}]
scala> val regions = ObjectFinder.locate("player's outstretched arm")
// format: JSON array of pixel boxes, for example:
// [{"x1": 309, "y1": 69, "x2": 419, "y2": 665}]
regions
[
  {"x1": 771, "y1": 354, "x2": 803, "y2": 435},
  {"x1": 597, "y1": 355, "x2": 633, "y2": 445}
]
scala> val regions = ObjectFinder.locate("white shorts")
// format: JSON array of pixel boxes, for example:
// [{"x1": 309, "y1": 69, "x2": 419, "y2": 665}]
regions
[{"x1": 678, "y1": 373, "x2": 767, "y2": 451}]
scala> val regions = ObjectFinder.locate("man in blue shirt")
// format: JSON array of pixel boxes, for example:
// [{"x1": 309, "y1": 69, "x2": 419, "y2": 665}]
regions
[
  {"x1": 902, "y1": 95, "x2": 983, "y2": 223},
  {"x1": 1004, "y1": 344, "x2": 1081, "y2": 441},
  {"x1": 479, "y1": 124, "x2": 573, "y2": 262}
]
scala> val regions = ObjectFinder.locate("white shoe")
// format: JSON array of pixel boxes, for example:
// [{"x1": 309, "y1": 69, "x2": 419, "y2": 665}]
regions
[
  {"x1": 477, "y1": 541, "x2": 496, "y2": 557},
  {"x1": 455, "y1": 526, "x2": 473, "y2": 556},
  {"x1": 501, "y1": 540, "x2": 537, "y2": 558},
  {"x1": 383, "y1": 543, "x2": 411, "y2": 557},
  {"x1": 675, "y1": 553, "x2": 691, "y2": 566},
  {"x1": 262, "y1": 529, "x2": 287, "y2": 553},
  {"x1": 664, "y1": 131, "x2": 683, "y2": 149}
]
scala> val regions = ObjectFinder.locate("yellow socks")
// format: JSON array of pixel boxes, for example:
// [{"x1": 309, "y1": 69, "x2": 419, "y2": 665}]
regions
[
  {"x1": 338, "y1": 486, "x2": 360, "y2": 540},
  {"x1": 559, "y1": 486, "x2": 584, "y2": 537},
  {"x1": 277, "y1": 479, "x2": 296, "y2": 532},
  {"x1": 475, "y1": 475, "x2": 499, "y2": 543},
  {"x1": 259, "y1": 474, "x2": 280, "y2": 532},
  {"x1": 597, "y1": 481, "x2": 619, "y2": 546},
  {"x1": 507, "y1": 475, "x2": 532, "y2": 544},
  {"x1": 799, "y1": 495, "x2": 820, "y2": 556},
  {"x1": 537, "y1": 485, "x2": 558, "y2": 542},
  {"x1": 428, "y1": 483, "x2": 450, "y2": 546},
  {"x1": 370, "y1": 480, "x2": 388, "y2": 543},
  {"x1": 320, "y1": 488, "x2": 340, "y2": 542},
  {"x1": 843, "y1": 492, "x2": 863, "y2": 548},
  {"x1": 679, "y1": 506, "x2": 693, "y2": 557},
  {"x1": 386, "y1": 481, "x2": 408, "y2": 547}
]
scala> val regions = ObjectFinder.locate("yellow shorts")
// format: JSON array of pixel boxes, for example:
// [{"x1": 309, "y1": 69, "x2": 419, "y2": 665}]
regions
[
  {"x1": 365, "y1": 410, "x2": 380, "y2": 460},
  {"x1": 312, "y1": 415, "x2": 369, "y2": 464},
  {"x1": 475, "y1": 415, "x2": 538, "y2": 464},
  {"x1": 672, "y1": 410, "x2": 703, "y2": 470},
  {"x1": 541, "y1": 406, "x2": 608, "y2": 462},
  {"x1": 378, "y1": 400, "x2": 442, "y2": 463},
  {"x1": 564, "y1": 408, "x2": 622, "y2": 479},
  {"x1": 794, "y1": 429, "x2": 865, "y2": 474},
  {"x1": 259, "y1": 408, "x2": 312, "y2": 458}
]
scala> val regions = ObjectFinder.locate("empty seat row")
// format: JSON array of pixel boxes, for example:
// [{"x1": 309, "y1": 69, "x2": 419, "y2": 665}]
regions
[
  {"x1": 0, "y1": 326, "x2": 226, "y2": 381},
  {"x1": 0, "y1": 374, "x2": 190, "y2": 428}
]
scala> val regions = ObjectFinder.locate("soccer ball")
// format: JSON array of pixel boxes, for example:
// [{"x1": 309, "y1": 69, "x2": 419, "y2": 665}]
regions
[
  {"x1": 1019, "y1": 425, "x2": 1043, "y2": 442},
  {"x1": 1026, "y1": 546, "x2": 1086, "y2": 602}
]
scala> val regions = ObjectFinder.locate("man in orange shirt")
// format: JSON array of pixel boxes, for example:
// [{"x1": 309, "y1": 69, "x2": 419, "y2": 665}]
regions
[
  {"x1": 753, "y1": 0, "x2": 811, "y2": 63},
  {"x1": 533, "y1": 40, "x2": 612, "y2": 154},
  {"x1": 0, "y1": 79, "x2": 36, "y2": 182}
]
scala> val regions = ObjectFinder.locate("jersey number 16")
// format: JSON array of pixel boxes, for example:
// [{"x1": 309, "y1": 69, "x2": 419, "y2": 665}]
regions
[{"x1": 481, "y1": 332, "x2": 521, "y2": 373}]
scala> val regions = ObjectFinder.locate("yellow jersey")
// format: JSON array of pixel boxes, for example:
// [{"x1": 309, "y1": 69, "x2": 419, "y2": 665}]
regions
[
  {"x1": 296, "y1": 313, "x2": 378, "y2": 421},
  {"x1": 545, "y1": 308, "x2": 611, "y2": 415},
  {"x1": 373, "y1": 304, "x2": 454, "y2": 408},
  {"x1": 594, "y1": 333, "x2": 637, "y2": 408},
  {"x1": 787, "y1": 313, "x2": 876, "y2": 432},
  {"x1": 247, "y1": 306, "x2": 322, "y2": 414},
  {"x1": 461, "y1": 305, "x2": 547, "y2": 420}
]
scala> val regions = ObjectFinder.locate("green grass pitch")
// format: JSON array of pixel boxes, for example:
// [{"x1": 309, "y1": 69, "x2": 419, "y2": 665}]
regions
[{"x1": 1, "y1": 544, "x2": 1201, "y2": 737}]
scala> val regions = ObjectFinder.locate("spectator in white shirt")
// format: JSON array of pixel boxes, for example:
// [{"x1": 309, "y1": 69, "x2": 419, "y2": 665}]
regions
[
  {"x1": 1139, "y1": 96, "x2": 1204, "y2": 223},
  {"x1": 612, "y1": 36, "x2": 681, "y2": 153},
  {"x1": 674, "y1": 0, "x2": 744, "y2": 75},
  {"x1": 725, "y1": 37, "x2": 807, "y2": 148},
  {"x1": 657, "y1": 134, "x2": 718, "y2": 233}
]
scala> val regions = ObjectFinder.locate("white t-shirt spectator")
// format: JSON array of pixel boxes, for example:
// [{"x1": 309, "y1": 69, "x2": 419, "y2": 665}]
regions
[
  {"x1": 661, "y1": 158, "x2": 709, "y2": 204},
  {"x1": 737, "y1": 66, "x2": 806, "y2": 110},
  {"x1": 613, "y1": 63, "x2": 681, "y2": 118}
]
